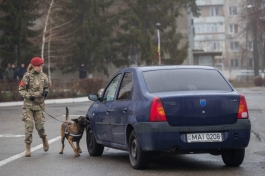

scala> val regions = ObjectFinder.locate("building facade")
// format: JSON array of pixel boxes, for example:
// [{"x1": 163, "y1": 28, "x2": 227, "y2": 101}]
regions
[{"x1": 193, "y1": 0, "x2": 253, "y2": 75}]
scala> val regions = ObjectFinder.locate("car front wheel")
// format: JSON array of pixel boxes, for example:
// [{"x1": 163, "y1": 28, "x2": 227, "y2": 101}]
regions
[
  {"x1": 86, "y1": 124, "x2": 104, "y2": 156},
  {"x1": 221, "y1": 148, "x2": 245, "y2": 166},
  {"x1": 128, "y1": 130, "x2": 150, "y2": 170}
]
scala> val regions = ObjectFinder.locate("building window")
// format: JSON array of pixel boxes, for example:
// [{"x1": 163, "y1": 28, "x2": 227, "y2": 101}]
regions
[
  {"x1": 231, "y1": 59, "x2": 239, "y2": 67},
  {"x1": 196, "y1": 26, "x2": 201, "y2": 33},
  {"x1": 194, "y1": 23, "x2": 224, "y2": 34},
  {"x1": 230, "y1": 41, "x2": 239, "y2": 51},
  {"x1": 229, "y1": 6, "x2": 238, "y2": 15},
  {"x1": 199, "y1": 56, "x2": 212, "y2": 66},
  {"x1": 207, "y1": 25, "x2": 211, "y2": 32},
  {"x1": 248, "y1": 41, "x2": 253, "y2": 51},
  {"x1": 229, "y1": 24, "x2": 238, "y2": 34},
  {"x1": 210, "y1": 7, "x2": 219, "y2": 16},
  {"x1": 249, "y1": 58, "x2": 253, "y2": 67},
  {"x1": 211, "y1": 25, "x2": 215, "y2": 32},
  {"x1": 211, "y1": 42, "x2": 221, "y2": 51}
]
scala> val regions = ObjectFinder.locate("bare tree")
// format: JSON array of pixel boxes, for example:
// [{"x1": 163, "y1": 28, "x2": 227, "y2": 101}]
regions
[
  {"x1": 242, "y1": 0, "x2": 265, "y2": 76},
  {"x1": 41, "y1": 0, "x2": 54, "y2": 84},
  {"x1": 40, "y1": 0, "x2": 77, "y2": 84}
]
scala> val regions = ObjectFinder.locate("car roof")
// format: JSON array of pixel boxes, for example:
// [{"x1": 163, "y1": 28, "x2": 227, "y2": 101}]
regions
[{"x1": 120, "y1": 65, "x2": 216, "y2": 72}]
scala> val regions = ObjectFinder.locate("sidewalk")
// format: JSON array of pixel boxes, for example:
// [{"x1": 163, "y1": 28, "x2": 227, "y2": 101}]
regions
[
  {"x1": 0, "y1": 97, "x2": 89, "y2": 107},
  {"x1": 235, "y1": 87, "x2": 265, "y2": 94}
]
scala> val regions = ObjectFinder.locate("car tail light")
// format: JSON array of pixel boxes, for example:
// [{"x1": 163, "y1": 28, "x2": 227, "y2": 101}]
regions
[
  {"x1": 150, "y1": 97, "x2": 167, "y2": 122},
  {"x1": 237, "y1": 95, "x2": 249, "y2": 119}
]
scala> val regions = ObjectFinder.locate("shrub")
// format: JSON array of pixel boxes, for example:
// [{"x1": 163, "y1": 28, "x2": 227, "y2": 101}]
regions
[
  {"x1": 0, "y1": 78, "x2": 103, "y2": 102},
  {"x1": 253, "y1": 76, "x2": 264, "y2": 87}
]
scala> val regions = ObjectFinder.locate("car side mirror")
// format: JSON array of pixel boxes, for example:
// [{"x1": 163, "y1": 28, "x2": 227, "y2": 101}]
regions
[{"x1": 88, "y1": 94, "x2": 98, "y2": 101}]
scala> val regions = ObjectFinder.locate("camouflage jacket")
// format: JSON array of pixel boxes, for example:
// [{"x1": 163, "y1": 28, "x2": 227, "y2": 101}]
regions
[{"x1": 18, "y1": 69, "x2": 49, "y2": 111}]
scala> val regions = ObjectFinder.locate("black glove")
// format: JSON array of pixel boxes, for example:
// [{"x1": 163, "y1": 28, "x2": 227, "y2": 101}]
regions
[
  {"x1": 42, "y1": 91, "x2": 48, "y2": 97},
  {"x1": 29, "y1": 96, "x2": 35, "y2": 101}
]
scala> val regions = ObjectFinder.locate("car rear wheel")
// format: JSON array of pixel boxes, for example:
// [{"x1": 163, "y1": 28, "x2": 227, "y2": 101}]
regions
[
  {"x1": 128, "y1": 130, "x2": 150, "y2": 170},
  {"x1": 86, "y1": 124, "x2": 104, "y2": 156},
  {"x1": 221, "y1": 149, "x2": 245, "y2": 166}
]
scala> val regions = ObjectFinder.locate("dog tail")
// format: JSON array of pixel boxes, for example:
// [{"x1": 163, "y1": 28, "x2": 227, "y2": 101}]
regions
[{"x1": 66, "y1": 107, "x2": 69, "y2": 120}]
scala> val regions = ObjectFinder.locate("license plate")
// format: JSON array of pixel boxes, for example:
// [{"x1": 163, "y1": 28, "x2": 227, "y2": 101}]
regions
[{"x1": 187, "y1": 133, "x2": 222, "y2": 143}]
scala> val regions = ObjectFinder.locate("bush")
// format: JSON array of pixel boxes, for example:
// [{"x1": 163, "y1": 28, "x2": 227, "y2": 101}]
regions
[
  {"x1": 253, "y1": 76, "x2": 264, "y2": 87},
  {"x1": 0, "y1": 78, "x2": 103, "y2": 102}
]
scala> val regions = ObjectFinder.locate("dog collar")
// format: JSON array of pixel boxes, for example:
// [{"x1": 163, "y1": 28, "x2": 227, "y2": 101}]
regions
[{"x1": 68, "y1": 133, "x2": 82, "y2": 137}]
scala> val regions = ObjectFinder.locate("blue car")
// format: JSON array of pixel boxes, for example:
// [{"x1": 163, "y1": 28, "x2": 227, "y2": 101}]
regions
[{"x1": 86, "y1": 65, "x2": 251, "y2": 170}]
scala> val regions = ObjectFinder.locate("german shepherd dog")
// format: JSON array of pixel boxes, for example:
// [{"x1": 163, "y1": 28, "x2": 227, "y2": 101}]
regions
[{"x1": 59, "y1": 107, "x2": 89, "y2": 157}]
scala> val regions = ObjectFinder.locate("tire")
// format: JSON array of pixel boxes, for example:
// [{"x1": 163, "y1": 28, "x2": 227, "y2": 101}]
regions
[
  {"x1": 128, "y1": 130, "x2": 151, "y2": 170},
  {"x1": 221, "y1": 149, "x2": 245, "y2": 166},
  {"x1": 86, "y1": 124, "x2": 104, "y2": 156}
]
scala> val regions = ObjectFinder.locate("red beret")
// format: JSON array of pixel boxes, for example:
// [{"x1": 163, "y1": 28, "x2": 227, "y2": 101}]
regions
[{"x1": 31, "y1": 57, "x2": 44, "y2": 66}]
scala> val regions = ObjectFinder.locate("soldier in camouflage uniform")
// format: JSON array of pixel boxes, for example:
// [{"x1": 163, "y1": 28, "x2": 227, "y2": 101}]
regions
[{"x1": 18, "y1": 57, "x2": 49, "y2": 157}]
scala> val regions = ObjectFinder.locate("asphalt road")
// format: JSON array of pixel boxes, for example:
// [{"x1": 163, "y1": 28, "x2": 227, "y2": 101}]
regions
[{"x1": 0, "y1": 88, "x2": 265, "y2": 176}]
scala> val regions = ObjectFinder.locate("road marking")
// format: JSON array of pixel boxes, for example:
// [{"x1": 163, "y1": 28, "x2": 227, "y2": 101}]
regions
[
  {"x1": 0, "y1": 136, "x2": 61, "y2": 167},
  {"x1": 0, "y1": 134, "x2": 25, "y2": 138}
]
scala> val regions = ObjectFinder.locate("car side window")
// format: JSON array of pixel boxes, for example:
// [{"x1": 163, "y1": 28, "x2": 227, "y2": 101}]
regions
[
  {"x1": 103, "y1": 74, "x2": 122, "y2": 102},
  {"x1": 117, "y1": 72, "x2": 133, "y2": 100}
]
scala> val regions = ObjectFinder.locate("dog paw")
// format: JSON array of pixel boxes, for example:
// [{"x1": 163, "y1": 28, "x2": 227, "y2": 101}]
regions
[
  {"x1": 74, "y1": 152, "x2": 80, "y2": 157},
  {"x1": 78, "y1": 150, "x2": 82, "y2": 153},
  {"x1": 59, "y1": 152, "x2": 63, "y2": 154}
]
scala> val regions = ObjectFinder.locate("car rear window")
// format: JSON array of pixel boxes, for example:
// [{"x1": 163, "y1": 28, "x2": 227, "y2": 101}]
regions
[{"x1": 142, "y1": 69, "x2": 232, "y2": 93}]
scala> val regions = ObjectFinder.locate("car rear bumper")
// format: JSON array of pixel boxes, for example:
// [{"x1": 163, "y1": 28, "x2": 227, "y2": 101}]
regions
[{"x1": 133, "y1": 119, "x2": 251, "y2": 152}]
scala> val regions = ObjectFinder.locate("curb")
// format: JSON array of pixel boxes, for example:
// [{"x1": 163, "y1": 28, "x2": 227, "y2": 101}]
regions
[
  {"x1": 235, "y1": 87, "x2": 265, "y2": 94},
  {"x1": 0, "y1": 97, "x2": 89, "y2": 107},
  {"x1": 1, "y1": 87, "x2": 264, "y2": 107}
]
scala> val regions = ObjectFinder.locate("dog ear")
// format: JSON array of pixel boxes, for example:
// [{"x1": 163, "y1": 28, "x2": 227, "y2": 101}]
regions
[
  {"x1": 71, "y1": 119, "x2": 78, "y2": 123},
  {"x1": 81, "y1": 116, "x2": 90, "y2": 122}
]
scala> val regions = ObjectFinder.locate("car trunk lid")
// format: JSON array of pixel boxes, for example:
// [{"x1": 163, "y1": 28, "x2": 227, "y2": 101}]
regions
[{"x1": 161, "y1": 92, "x2": 240, "y2": 126}]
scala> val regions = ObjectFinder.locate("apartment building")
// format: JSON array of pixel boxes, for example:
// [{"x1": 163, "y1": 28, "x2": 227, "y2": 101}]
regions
[
  {"x1": 224, "y1": 0, "x2": 249, "y2": 70},
  {"x1": 193, "y1": 0, "x2": 251, "y2": 73},
  {"x1": 193, "y1": 0, "x2": 225, "y2": 67}
]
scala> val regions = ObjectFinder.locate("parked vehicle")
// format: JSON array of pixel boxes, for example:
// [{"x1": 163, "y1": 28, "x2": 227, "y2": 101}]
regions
[{"x1": 85, "y1": 65, "x2": 251, "y2": 170}]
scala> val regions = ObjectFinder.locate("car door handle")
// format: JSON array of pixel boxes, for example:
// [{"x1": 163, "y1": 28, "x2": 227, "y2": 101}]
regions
[
  {"x1": 123, "y1": 108, "x2": 128, "y2": 113},
  {"x1": 106, "y1": 111, "x2": 110, "y2": 114}
]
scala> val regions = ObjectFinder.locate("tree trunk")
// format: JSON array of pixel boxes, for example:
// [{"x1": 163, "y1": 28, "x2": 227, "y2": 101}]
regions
[
  {"x1": 41, "y1": 0, "x2": 54, "y2": 60},
  {"x1": 253, "y1": 24, "x2": 259, "y2": 77}
]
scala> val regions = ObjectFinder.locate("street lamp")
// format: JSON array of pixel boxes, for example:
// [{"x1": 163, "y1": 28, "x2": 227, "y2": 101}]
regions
[{"x1": 156, "y1": 23, "x2": 161, "y2": 65}]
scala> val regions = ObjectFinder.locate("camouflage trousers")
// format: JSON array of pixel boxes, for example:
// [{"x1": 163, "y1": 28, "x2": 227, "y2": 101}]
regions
[{"x1": 21, "y1": 108, "x2": 47, "y2": 144}]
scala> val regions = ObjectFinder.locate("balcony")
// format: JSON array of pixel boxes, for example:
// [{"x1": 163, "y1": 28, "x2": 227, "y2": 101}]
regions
[
  {"x1": 196, "y1": 0, "x2": 224, "y2": 6},
  {"x1": 194, "y1": 16, "x2": 225, "y2": 24},
  {"x1": 195, "y1": 34, "x2": 226, "y2": 41}
]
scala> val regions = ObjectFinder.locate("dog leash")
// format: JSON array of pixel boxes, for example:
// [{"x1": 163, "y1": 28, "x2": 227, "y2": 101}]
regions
[
  {"x1": 35, "y1": 97, "x2": 65, "y2": 123},
  {"x1": 39, "y1": 104, "x2": 65, "y2": 122}
]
